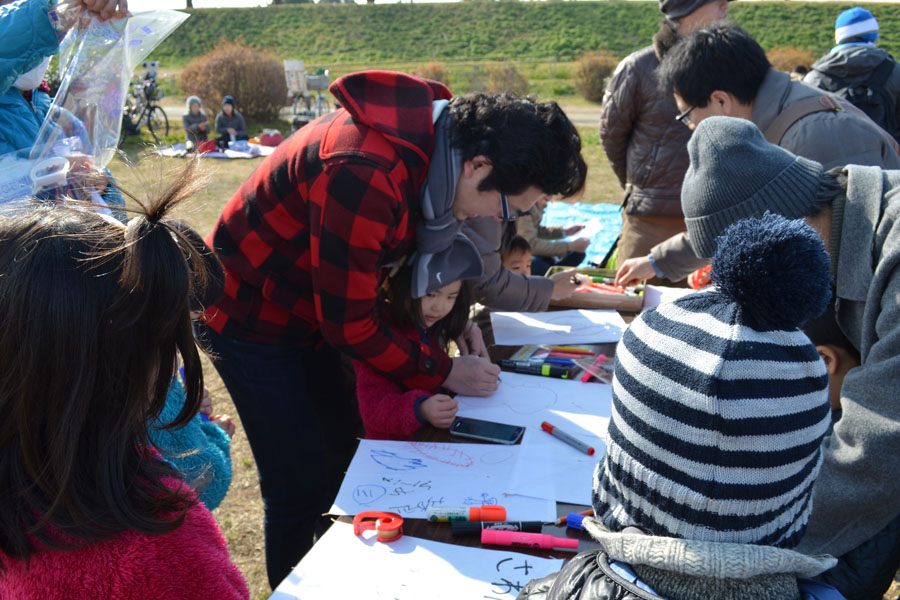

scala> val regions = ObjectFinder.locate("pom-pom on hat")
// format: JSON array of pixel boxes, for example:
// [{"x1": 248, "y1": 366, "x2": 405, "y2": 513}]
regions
[
  {"x1": 681, "y1": 116, "x2": 825, "y2": 259},
  {"x1": 835, "y1": 7, "x2": 879, "y2": 45},
  {"x1": 593, "y1": 212, "x2": 832, "y2": 549}
]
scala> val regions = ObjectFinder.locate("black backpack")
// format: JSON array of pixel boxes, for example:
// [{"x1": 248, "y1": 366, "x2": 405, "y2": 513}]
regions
[{"x1": 816, "y1": 57, "x2": 900, "y2": 143}]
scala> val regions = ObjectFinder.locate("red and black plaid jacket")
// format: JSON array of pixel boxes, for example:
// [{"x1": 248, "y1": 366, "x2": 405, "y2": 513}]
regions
[{"x1": 204, "y1": 71, "x2": 454, "y2": 390}]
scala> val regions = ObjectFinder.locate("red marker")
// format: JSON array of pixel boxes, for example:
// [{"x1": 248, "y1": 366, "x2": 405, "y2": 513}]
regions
[
  {"x1": 482, "y1": 529, "x2": 578, "y2": 550},
  {"x1": 541, "y1": 421, "x2": 595, "y2": 456},
  {"x1": 580, "y1": 354, "x2": 608, "y2": 383}
]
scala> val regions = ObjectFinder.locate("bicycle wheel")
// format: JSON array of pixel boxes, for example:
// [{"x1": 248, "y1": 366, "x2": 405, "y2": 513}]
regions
[{"x1": 146, "y1": 105, "x2": 169, "y2": 143}]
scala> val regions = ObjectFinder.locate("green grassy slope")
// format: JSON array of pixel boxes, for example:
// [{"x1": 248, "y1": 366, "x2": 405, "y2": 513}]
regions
[{"x1": 152, "y1": 1, "x2": 900, "y2": 66}]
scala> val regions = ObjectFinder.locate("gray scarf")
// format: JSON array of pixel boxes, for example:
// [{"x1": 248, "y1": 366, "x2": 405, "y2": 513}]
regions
[{"x1": 411, "y1": 102, "x2": 483, "y2": 298}]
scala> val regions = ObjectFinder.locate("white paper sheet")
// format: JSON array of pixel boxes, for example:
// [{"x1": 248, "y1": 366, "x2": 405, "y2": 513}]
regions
[
  {"x1": 456, "y1": 372, "x2": 612, "y2": 504},
  {"x1": 491, "y1": 309, "x2": 626, "y2": 346},
  {"x1": 640, "y1": 284, "x2": 696, "y2": 312},
  {"x1": 270, "y1": 521, "x2": 565, "y2": 600},
  {"x1": 331, "y1": 440, "x2": 556, "y2": 521}
]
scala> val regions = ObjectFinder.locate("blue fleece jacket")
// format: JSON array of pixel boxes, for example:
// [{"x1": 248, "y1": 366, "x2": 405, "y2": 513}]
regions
[
  {"x1": 149, "y1": 379, "x2": 233, "y2": 511},
  {"x1": 0, "y1": 0, "x2": 59, "y2": 155}
]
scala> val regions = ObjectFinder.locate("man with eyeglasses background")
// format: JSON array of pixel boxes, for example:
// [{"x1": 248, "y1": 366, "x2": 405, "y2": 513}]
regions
[
  {"x1": 599, "y1": 0, "x2": 730, "y2": 285},
  {"x1": 615, "y1": 22, "x2": 900, "y2": 287}
]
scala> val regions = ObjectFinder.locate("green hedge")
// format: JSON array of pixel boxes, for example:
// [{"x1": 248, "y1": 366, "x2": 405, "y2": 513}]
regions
[{"x1": 150, "y1": 2, "x2": 900, "y2": 67}]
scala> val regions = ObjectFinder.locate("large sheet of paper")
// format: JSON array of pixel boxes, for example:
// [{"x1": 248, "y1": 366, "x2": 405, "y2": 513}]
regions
[
  {"x1": 270, "y1": 521, "x2": 565, "y2": 600},
  {"x1": 331, "y1": 440, "x2": 556, "y2": 521},
  {"x1": 457, "y1": 372, "x2": 612, "y2": 504},
  {"x1": 641, "y1": 284, "x2": 695, "y2": 312},
  {"x1": 491, "y1": 309, "x2": 626, "y2": 346}
]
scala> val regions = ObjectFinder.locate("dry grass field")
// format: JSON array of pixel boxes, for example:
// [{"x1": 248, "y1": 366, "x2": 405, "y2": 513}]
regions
[{"x1": 109, "y1": 114, "x2": 900, "y2": 599}]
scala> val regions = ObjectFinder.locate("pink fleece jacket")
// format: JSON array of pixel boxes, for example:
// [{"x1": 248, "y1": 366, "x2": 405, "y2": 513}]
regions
[
  {"x1": 354, "y1": 326, "x2": 440, "y2": 440},
  {"x1": 0, "y1": 480, "x2": 249, "y2": 600}
]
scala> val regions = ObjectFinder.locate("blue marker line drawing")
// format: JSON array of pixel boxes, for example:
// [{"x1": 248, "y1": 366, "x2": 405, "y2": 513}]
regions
[
  {"x1": 353, "y1": 484, "x2": 387, "y2": 505},
  {"x1": 370, "y1": 449, "x2": 429, "y2": 471}
]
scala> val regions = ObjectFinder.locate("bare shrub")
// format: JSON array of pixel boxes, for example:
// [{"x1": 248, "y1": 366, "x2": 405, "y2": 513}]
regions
[
  {"x1": 766, "y1": 46, "x2": 818, "y2": 74},
  {"x1": 575, "y1": 51, "x2": 619, "y2": 103},
  {"x1": 486, "y1": 65, "x2": 529, "y2": 96},
  {"x1": 180, "y1": 41, "x2": 288, "y2": 121},
  {"x1": 413, "y1": 62, "x2": 448, "y2": 84}
]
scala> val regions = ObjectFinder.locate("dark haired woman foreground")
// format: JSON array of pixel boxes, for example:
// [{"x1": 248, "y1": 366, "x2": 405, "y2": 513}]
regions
[{"x1": 0, "y1": 160, "x2": 248, "y2": 598}]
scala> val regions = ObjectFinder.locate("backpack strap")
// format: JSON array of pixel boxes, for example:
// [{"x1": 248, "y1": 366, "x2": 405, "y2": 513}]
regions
[
  {"x1": 764, "y1": 95, "x2": 842, "y2": 145},
  {"x1": 868, "y1": 57, "x2": 895, "y2": 88}
]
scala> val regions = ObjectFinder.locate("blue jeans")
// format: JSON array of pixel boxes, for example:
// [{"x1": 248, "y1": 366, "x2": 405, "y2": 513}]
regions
[{"x1": 196, "y1": 323, "x2": 359, "y2": 589}]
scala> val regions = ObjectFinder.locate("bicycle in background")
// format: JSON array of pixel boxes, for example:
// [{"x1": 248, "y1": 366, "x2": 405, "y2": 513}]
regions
[{"x1": 120, "y1": 74, "x2": 169, "y2": 144}]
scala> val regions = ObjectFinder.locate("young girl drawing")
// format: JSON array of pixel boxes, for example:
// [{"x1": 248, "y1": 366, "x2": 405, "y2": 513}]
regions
[
  {"x1": 0, "y1": 161, "x2": 248, "y2": 598},
  {"x1": 354, "y1": 251, "x2": 482, "y2": 440}
]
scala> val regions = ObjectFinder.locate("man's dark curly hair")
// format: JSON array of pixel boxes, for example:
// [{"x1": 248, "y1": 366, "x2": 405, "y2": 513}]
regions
[{"x1": 448, "y1": 93, "x2": 587, "y2": 198}]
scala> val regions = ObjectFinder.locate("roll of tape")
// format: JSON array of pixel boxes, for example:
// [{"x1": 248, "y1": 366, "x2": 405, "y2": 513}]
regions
[{"x1": 352, "y1": 511, "x2": 403, "y2": 543}]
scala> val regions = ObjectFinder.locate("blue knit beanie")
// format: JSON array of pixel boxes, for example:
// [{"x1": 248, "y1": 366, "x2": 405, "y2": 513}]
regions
[
  {"x1": 222, "y1": 95, "x2": 235, "y2": 108},
  {"x1": 835, "y1": 7, "x2": 879, "y2": 45},
  {"x1": 681, "y1": 117, "x2": 825, "y2": 259},
  {"x1": 593, "y1": 212, "x2": 832, "y2": 548}
]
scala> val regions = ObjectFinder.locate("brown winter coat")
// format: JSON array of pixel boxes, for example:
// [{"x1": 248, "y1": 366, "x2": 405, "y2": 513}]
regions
[{"x1": 599, "y1": 34, "x2": 691, "y2": 218}]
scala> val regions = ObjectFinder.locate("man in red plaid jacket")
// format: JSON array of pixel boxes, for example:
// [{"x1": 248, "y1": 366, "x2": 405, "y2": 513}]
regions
[{"x1": 198, "y1": 70, "x2": 586, "y2": 587}]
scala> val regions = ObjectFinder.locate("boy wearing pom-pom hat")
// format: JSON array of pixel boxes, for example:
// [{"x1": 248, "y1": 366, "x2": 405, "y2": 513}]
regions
[
  {"x1": 675, "y1": 115, "x2": 900, "y2": 599},
  {"x1": 519, "y1": 213, "x2": 844, "y2": 600}
]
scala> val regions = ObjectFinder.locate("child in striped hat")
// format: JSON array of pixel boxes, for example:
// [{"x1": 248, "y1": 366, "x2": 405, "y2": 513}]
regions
[{"x1": 519, "y1": 213, "x2": 844, "y2": 600}]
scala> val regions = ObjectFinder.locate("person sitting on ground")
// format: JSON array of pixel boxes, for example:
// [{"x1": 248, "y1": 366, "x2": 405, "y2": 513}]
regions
[
  {"x1": 615, "y1": 21, "x2": 900, "y2": 288},
  {"x1": 803, "y1": 6, "x2": 900, "y2": 144},
  {"x1": 660, "y1": 115, "x2": 900, "y2": 600},
  {"x1": 182, "y1": 95, "x2": 209, "y2": 150},
  {"x1": 501, "y1": 235, "x2": 533, "y2": 276},
  {"x1": 214, "y1": 95, "x2": 248, "y2": 150},
  {"x1": 355, "y1": 241, "x2": 482, "y2": 440},
  {"x1": 0, "y1": 160, "x2": 248, "y2": 598},
  {"x1": 519, "y1": 212, "x2": 843, "y2": 600},
  {"x1": 516, "y1": 196, "x2": 589, "y2": 275}
]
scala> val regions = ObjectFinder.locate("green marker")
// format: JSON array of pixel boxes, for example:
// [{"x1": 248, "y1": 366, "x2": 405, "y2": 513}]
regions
[{"x1": 498, "y1": 359, "x2": 570, "y2": 379}]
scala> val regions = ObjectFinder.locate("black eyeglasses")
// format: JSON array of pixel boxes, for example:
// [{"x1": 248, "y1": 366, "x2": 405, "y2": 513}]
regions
[
  {"x1": 675, "y1": 105, "x2": 696, "y2": 126},
  {"x1": 500, "y1": 193, "x2": 518, "y2": 222}
]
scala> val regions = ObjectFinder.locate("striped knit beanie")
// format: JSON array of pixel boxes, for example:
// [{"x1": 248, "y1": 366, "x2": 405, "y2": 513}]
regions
[
  {"x1": 835, "y1": 7, "x2": 879, "y2": 46},
  {"x1": 593, "y1": 212, "x2": 833, "y2": 549}
]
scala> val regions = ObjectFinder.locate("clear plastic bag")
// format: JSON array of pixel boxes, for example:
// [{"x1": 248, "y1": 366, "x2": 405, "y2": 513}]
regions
[{"x1": 0, "y1": 9, "x2": 188, "y2": 205}]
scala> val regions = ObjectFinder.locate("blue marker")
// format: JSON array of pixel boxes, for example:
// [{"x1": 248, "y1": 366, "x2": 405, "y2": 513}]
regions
[
  {"x1": 543, "y1": 357, "x2": 575, "y2": 367},
  {"x1": 566, "y1": 513, "x2": 588, "y2": 530}
]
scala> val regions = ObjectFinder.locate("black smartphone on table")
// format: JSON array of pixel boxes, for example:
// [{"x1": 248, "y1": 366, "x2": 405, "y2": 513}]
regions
[{"x1": 449, "y1": 417, "x2": 525, "y2": 445}]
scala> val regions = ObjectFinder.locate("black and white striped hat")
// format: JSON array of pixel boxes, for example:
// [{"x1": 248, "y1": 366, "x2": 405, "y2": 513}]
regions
[{"x1": 593, "y1": 213, "x2": 833, "y2": 549}]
